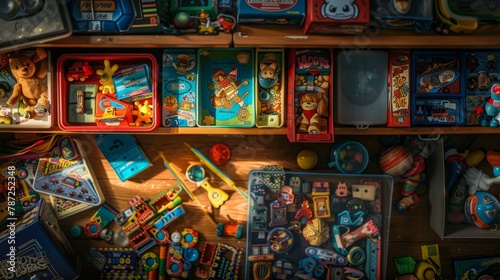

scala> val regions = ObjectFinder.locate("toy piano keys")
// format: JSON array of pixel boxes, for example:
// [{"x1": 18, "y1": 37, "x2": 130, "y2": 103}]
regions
[{"x1": 245, "y1": 170, "x2": 394, "y2": 280}]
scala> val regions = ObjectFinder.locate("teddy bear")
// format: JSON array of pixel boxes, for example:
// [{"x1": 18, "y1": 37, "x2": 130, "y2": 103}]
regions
[
  {"x1": 6, "y1": 48, "x2": 48, "y2": 119},
  {"x1": 296, "y1": 91, "x2": 329, "y2": 134}
]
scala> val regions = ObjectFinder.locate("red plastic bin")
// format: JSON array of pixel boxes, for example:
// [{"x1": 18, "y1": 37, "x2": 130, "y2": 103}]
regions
[{"x1": 57, "y1": 53, "x2": 159, "y2": 132}]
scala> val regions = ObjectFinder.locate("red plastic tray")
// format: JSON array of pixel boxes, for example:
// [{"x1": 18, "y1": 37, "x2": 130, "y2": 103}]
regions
[{"x1": 57, "y1": 53, "x2": 158, "y2": 132}]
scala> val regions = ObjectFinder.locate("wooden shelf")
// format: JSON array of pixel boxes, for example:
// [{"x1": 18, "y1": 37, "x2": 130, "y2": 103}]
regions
[
  {"x1": 37, "y1": 33, "x2": 233, "y2": 48},
  {"x1": 5, "y1": 126, "x2": 500, "y2": 136},
  {"x1": 234, "y1": 25, "x2": 500, "y2": 48}
]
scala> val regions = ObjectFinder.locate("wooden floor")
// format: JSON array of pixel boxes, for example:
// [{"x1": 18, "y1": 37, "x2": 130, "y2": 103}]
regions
[{"x1": 41, "y1": 133, "x2": 500, "y2": 279}]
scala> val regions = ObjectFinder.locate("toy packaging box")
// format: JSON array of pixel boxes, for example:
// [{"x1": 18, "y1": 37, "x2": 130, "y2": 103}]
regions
[
  {"x1": 371, "y1": 0, "x2": 433, "y2": 32},
  {"x1": 0, "y1": 48, "x2": 53, "y2": 129},
  {"x1": 57, "y1": 53, "x2": 159, "y2": 132},
  {"x1": 446, "y1": 0, "x2": 500, "y2": 25},
  {"x1": 388, "y1": 49, "x2": 411, "y2": 127},
  {"x1": 452, "y1": 253, "x2": 500, "y2": 280},
  {"x1": 170, "y1": 0, "x2": 218, "y2": 21},
  {"x1": 0, "y1": 0, "x2": 72, "y2": 53},
  {"x1": 95, "y1": 133, "x2": 153, "y2": 181},
  {"x1": 303, "y1": 0, "x2": 370, "y2": 34},
  {"x1": 245, "y1": 170, "x2": 394, "y2": 280},
  {"x1": 126, "y1": 0, "x2": 178, "y2": 34},
  {"x1": 33, "y1": 137, "x2": 105, "y2": 206},
  {"x1": 162, "y1": 49, "x2": 197, "y2": 127},
  {"x1": 197, "y1": 48, "x2": 255, "y2": 128},
  {"x1": 69, "y1": 0, "x2": 137, "y2": 33},
  {"x1": 237, "y1": 0, "x2": 306, "y2": 26},
  {"x1": 287, "y1": 48, "x2": 334, "y2": 143},
  {"x1": 411, "y1": 51, "x2": 466, "y2": 126},
  {"x1": 463, "y1": 51, "x2": 500, "y2": 126},
  {"x1": 0, "y1": 199, "x2": 80, "y2": 280},
  {"x1": 255, "y1": 48, "x2": 285, "y2": 128}
]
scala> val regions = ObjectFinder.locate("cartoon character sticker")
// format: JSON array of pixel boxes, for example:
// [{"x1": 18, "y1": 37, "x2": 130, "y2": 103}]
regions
[
  {"x1": 209, "y1": 67, "x2": 248, "y2": 109},
  {"x1": 321, "y1": 0, "x2": 359, "y2": 20}
]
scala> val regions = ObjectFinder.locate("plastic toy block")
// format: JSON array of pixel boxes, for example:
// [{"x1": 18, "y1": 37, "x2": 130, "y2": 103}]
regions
[{"x1": 96, "y1": 134, "x2": 152, "y2": 181}]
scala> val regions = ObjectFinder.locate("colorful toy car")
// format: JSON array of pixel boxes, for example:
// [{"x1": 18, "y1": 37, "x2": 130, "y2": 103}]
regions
[{"x1": 66, "y1": 61, "x2": 94, "y2": 82}]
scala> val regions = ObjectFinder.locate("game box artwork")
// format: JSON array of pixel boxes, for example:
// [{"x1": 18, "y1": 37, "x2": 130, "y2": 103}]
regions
[
  {"x1": 452, "y1": 253, "x2": 500, "y2": 280},
  {"x1": 0, "y1": 199, "x2": 80, "y2": 280},
  {"x1": 303, "y1": 0, "x2": 370, "y2": 34},
  {"x1": 162, "y1": 49, "x2": 197, "y2": 127},
  {"x1": 33, "y1": 137, "x2": 104, "y2": 206},
  {"x1": 197, "y1": 48, "x2": 255, "y2": 127},
  {"x1": 256, "y1": 49, "x2": 285, "y2": 128}
]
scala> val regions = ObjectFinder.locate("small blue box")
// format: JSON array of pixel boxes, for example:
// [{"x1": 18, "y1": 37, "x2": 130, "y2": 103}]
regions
[
  {"x1": 114, "y1": 64, "x2": 152, "y2": 101},
  {"x1": 372, "y1": 0, "x2": 433, "y2": 32},
  {"x1": 0, "y1": 199, "x2": 80, "y2": 280},
  {"x1": 237, "y1": 0, "x2": 306, "y2": 26},
  {"x1": 162, "y1": 49, "x2": 197, "y2": 127},
  {"x1": 96, "y1": 134, "x2": 152, "y2": 181},
  {"x1": 412, "y1": 98, "x2": 465, "y2": 126}
]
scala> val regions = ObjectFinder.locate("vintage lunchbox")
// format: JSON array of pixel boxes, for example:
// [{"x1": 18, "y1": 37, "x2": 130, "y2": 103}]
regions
[
  {"x1": 197, "y1": 48, "x2": 255, "y2": 128},
  {"x1": 162, "y1": 49, "x2": 197, "y2": 127}
]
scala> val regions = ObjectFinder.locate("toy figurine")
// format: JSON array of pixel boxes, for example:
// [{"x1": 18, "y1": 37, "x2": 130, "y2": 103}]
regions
[
  {"x1": 475, "y1": 83, "x2": 500, "y2": 127},
  {"x1": 296, "y1": 92, "x2": 329, "y2": 134},
  {"x1": 96, "y1": 60, "x2": 119, "y2": 95},
  {"x1": 132, "y1": 100, "x2": 153, "y2": 125},
  {"x1": 6, "y1": 48, "x2": 48, "y2": 119}
]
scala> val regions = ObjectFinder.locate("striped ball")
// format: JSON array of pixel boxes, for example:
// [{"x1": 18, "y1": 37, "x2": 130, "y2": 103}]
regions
[{"x1": 379, "y1": 145, "x2": 413, "y2": 176}]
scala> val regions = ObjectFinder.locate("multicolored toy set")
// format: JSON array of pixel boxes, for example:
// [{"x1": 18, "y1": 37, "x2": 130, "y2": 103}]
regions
[
  {"x1": 57, "y1": 53, "x2": 158, "y2": 132},
  {"x1": 245, "y1": 170, "x2": 393, "y2": 280}
]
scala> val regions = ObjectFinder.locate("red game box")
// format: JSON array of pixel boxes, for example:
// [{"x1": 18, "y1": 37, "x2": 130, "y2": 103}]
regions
[
  {"x1": 287, "y1": 48, "x2": 334, "y2": 143},
  {"x1": 57, "y1": 53, "x2": 158, "y2": 132},
  {"x1": 388, "y1": 49, "x2": 411, "y2": 127},
  {"x1": 303, "y1": 0, "x2": 370, "y2": 34}
]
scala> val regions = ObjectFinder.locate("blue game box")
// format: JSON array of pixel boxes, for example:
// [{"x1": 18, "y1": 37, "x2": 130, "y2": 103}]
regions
[{"x1": 0, "y1": 199, "x2": 80, "y2": 280}]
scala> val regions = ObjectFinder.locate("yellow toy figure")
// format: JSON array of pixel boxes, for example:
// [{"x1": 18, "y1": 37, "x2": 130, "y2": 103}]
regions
[
  {"x1": 132, "y1": 100, "x2": 153, "y2": 125},
  {"x1": 96, "y1": 60, "x2": 119, "y2": 94}
]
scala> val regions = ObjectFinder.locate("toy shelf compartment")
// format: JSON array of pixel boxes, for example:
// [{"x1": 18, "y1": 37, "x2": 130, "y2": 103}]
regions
[
  {"x1": 57, "y1": 53, "x2": 158, "y2": 132},
  {"x1": 245, "y1": 170, "x2": 394, "y2": 280}
]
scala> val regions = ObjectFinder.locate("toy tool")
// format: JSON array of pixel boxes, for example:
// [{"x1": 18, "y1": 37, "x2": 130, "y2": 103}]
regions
[
  {"x1": 186, "y1": 164, "x2": 229, "y2": 209},
  {"x1": 184, "y1": 142, "x2": 248, "y2": 199},
  {"x1": 157, "y1": 151, "x2": 217, "y2": 229}
]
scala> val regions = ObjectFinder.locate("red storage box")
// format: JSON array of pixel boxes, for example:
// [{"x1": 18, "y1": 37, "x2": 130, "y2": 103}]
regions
[{"x1": 57, "y1": 54, "x2": 158, "y2": 132}]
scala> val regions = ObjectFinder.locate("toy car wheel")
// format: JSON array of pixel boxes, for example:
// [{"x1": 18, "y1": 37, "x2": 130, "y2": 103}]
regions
[
  {"x1": 31, "y1": 197, "x2": 38, "y2": 203},
  {"x1": 67, "y1": 77, "x2": 74, "y2": 82},
  {"x1": 235, "y1": 224, "x2": 244, "y2": 239},
  {"x1": 216, "y1": 223, "x2": 225, "y2": 237},
  {"x1": 23, "y1": 201, "x2": 29, "y2": 207},
  {"x1": 422, "y1": 267, "x2": 436, "y2": 280}
]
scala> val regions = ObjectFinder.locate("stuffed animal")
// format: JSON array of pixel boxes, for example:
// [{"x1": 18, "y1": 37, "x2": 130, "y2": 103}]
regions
[
  {"x1": 6, "y1": 48, "x2": 48, "y2": 119},
  {"x1": 296, "y1": 92, "x2": 328, "y2": 134}
]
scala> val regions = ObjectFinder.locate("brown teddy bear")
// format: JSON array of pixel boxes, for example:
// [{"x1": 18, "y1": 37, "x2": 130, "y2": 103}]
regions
[{"x1": 6, "y1": 48, "x2": 49, "y2": 119}]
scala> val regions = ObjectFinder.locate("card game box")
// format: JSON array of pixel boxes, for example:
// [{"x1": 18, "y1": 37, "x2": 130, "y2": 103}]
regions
[
  {"x1": 162, "y1": 49, "x2": 197, "y2": 127},
  {"x1": 197, "y1": 48, "x2": 255, "y2": 127},
  {"x1": 237, "y1": 0, "x2": 306, "y2": 26},
  {"x1": 303, "y1": 0, "x2": 370, "y2": 34},
  {"x1": 388, "y1": 49, "x2": 411, "y2": 127},
  {"x1": 0, "y1": 199, "x2": 80, "y2": 280},
  {"x1": 371, "y1": 0, "x2": 433, "y2": 32}
]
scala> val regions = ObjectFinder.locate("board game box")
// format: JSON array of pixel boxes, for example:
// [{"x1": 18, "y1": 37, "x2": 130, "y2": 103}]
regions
[
  {"x1": 33, "y1": 137, "x2": 104, "y2": 206},
  {"x1": 452, "y1": 253, "x2": 500, "y2": 280},
  {"x1": 197, "y1": 48, "x2": 255, "y2": 127}
]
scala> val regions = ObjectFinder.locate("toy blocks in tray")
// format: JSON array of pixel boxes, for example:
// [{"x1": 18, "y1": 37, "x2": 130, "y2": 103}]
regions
[{"x1": 57, "y1": 53, "x2": 159, "y2": 132}]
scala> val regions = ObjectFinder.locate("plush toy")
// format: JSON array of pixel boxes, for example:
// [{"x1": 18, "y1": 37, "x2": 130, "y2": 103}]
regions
[
  {"x1": 6, "y1": 48, "x2": 48, "y2": 119},
  {"x1": 296, "y1": 91, "x2": 328, "y2": 134},
  {"x1": 132, "y1": 100, "x2": 153, "y2": 125}
]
